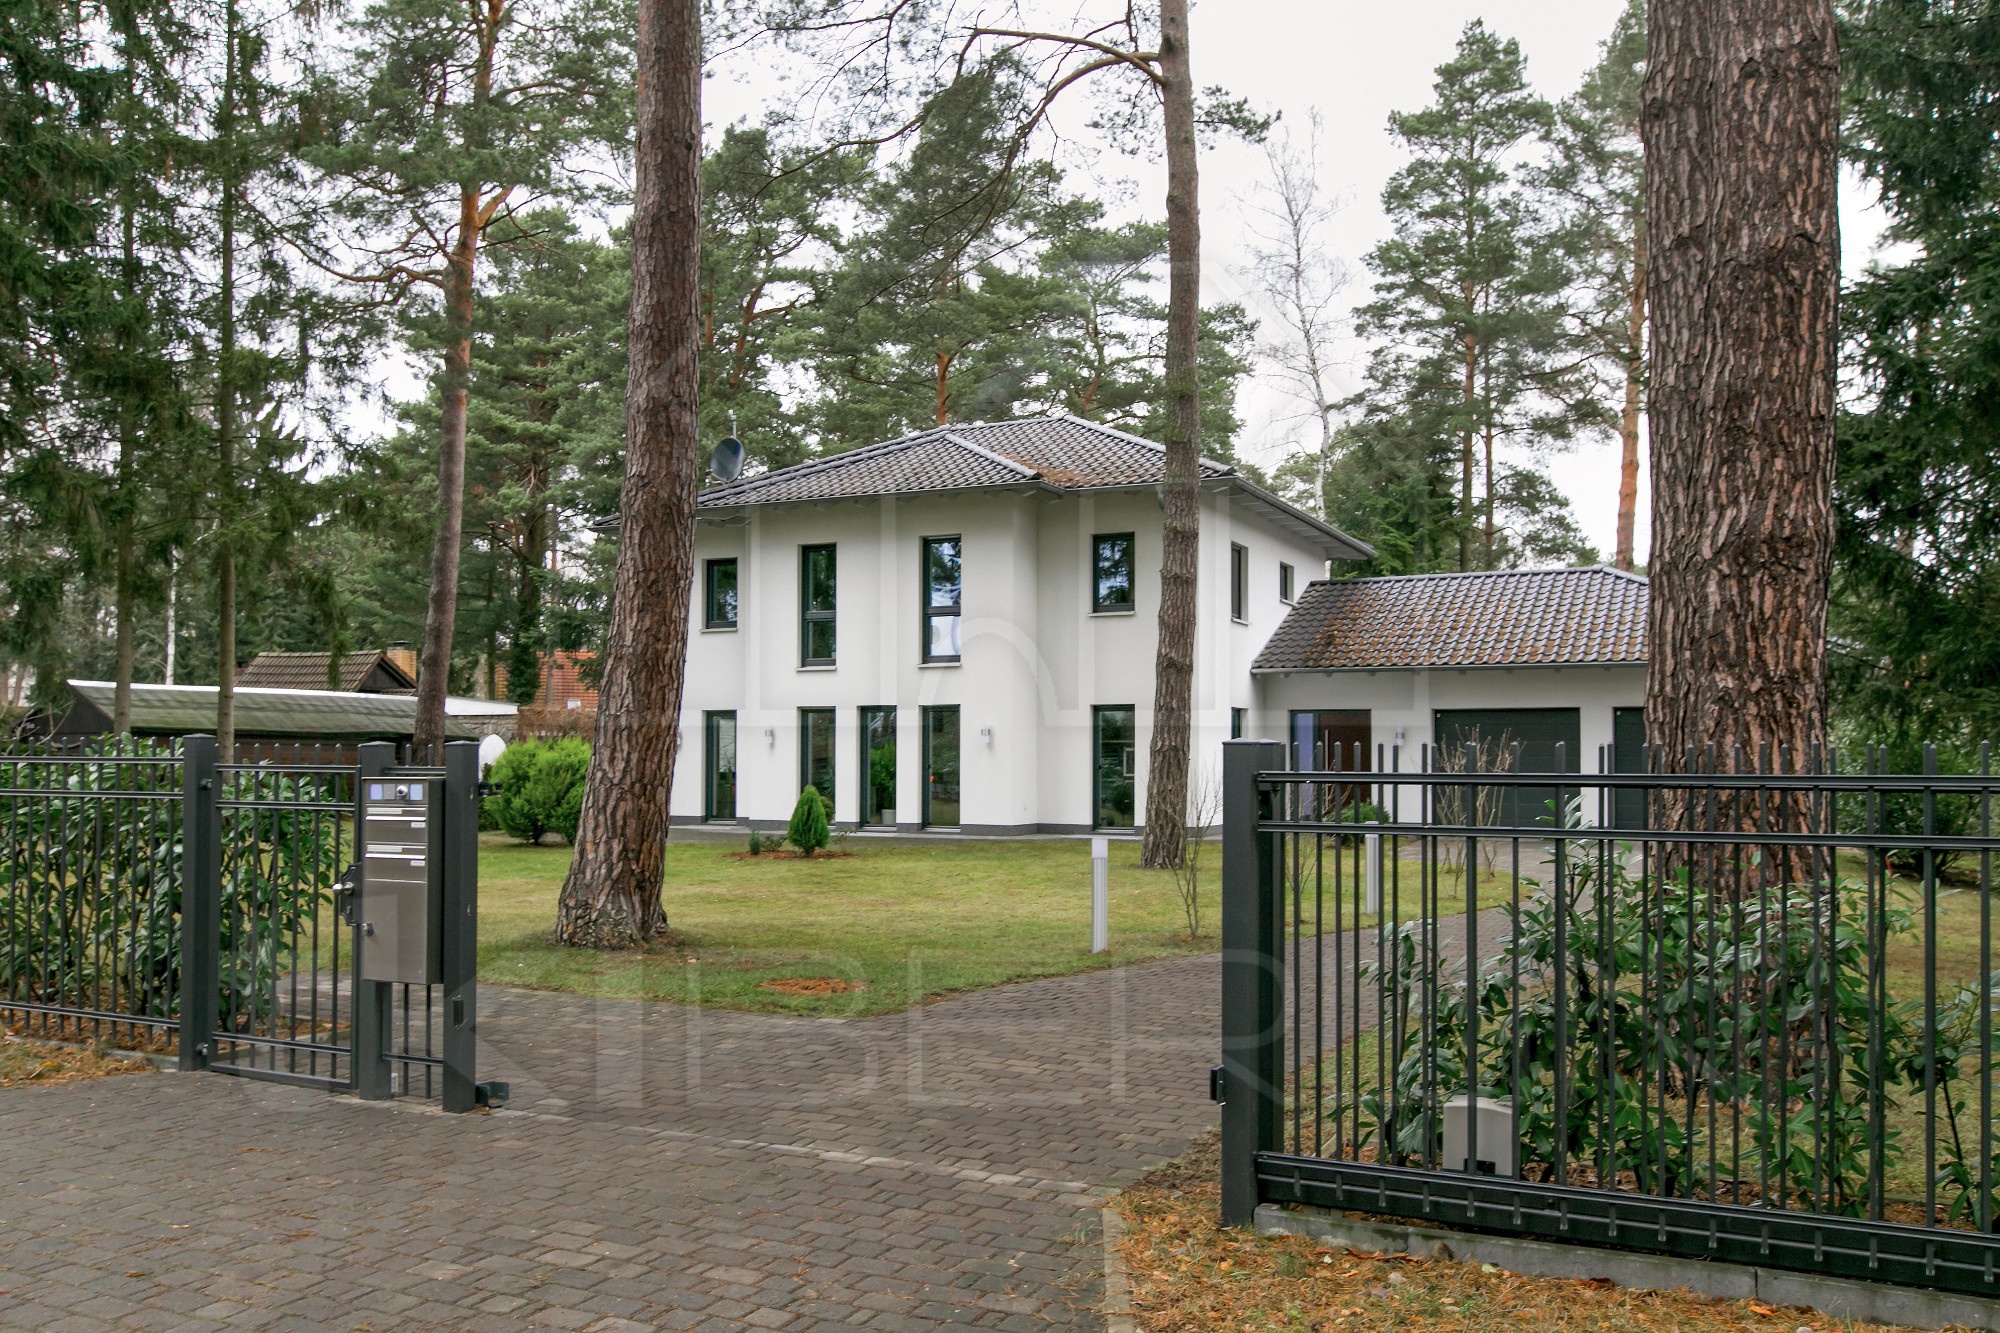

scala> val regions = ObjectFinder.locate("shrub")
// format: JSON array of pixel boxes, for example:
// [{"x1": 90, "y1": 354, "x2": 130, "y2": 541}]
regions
[
  {"x1": 485, "y1": 738, "x2": 591, "y2": 844},
  {"x1": 747, "y1": 830, "x2": 765, "y2": 855},
  {"x1": 787, "y1": 786, "x2": 830, "y2": 855}
]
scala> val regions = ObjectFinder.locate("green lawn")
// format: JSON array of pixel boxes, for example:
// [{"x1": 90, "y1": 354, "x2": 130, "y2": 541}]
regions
[{"x1": 476, "y1": 832, "x2": 1478, "y2": 1017}]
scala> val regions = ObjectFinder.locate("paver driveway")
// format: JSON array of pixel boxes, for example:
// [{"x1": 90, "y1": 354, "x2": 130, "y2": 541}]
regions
[{"x1": 0, "y1": 953, "x2": 1222, "y2": 1332}]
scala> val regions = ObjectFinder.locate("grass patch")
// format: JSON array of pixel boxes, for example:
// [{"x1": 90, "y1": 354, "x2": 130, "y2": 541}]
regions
[
  {"x1": 0, "y1": 1033, "x2": 152, "y2": 1088},
  {"x1": 477, "y1": 833, "x2": 1473, "y2": 1017},
  {"x1": 1114, "y1": 1135, "x2": 1929, "y2": 1332}
]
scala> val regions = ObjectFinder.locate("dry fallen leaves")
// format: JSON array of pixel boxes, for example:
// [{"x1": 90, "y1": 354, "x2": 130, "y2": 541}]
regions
[
  {"x1": 1111, "y1": 1135, "x2": 1954, "y2": 1333},
  {"x1": 0, "y1": 1035, "x2": 152, "y2": 1088}
]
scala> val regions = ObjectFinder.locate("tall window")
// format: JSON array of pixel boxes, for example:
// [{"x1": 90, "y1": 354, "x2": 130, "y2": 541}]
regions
[
  {"x1": 1093, "y1": 706, "x2": 1137, "y2": 828},
  {"x1": 922, "y1": 706, "x2": 960, "y2": 827},
  {"x1": 704, "y1": 712, "x2": 737, "y2": 820},
  {"x1": 1279, "y1": 561, "x2": 1294, "y2": 604},
  {"x1": 1093, "y1": 533, "x2": 1135, "y2": 612},
  {"x1": 1230, "y1": 543, "x2": 1249, "y2": 622},
  {"x1": 860, "y1": 707, "x2": 896, "y2": 826},
  {"x1": 800, "y1": 544, "x2": 836, "y2": 665},
  {"x1": 799, "y1": 708, "x2": 836, "y2": 810},
  {"x1": 1230, "y1": 707, "x2": 1247, "y2": 740},
  {"x1": 704, "y1": 558, "x2": 738, "y2": 629},
  {"x1": 922, "y1": 536, "x2": 962, "y2": 662}
]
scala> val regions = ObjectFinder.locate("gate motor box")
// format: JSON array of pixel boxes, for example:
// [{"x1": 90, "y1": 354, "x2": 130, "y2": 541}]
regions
[{"x1": 360, "y1": 777, "x2": 442, "y2": 984}]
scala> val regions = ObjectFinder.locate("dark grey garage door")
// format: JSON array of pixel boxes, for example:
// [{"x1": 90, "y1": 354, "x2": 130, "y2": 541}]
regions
[{"x1": 1433, "y1": 707, "x2": 1581, "y2": 828}]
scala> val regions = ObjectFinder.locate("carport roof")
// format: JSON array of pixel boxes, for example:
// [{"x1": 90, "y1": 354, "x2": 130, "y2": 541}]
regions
[
  {"x1": 1254, "y1": 566, "x2": 1649, "y2": 672},
  {"x1": 59, "y1": 681, "x2": 516, "y2": 740}
]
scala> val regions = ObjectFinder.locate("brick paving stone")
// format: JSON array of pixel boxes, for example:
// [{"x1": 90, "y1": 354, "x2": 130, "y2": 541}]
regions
[{"x1": 0, "y1": 950, "x2": 1229, "y2": 1329}]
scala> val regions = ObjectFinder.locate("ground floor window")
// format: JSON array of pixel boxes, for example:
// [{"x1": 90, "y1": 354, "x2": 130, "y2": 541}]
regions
[
  {"x1": 922, "y1": 706, "x2": 960, "y2": 827},
  {"x1": 704, "y1": 712, "x2": 737, "y2": 820},
  {"x1": 860, "y1": 706, "x2": 896, "y2": 826},
  {"x1": 1094, "y1": 705, "x2": 1137, "y2": 829},
  {"x1": 1230, "y1": 707, "x2": 1247, "y2": 740},
  {"x1": 799, "y1": 708, "x2": 836, "y2": 811}
]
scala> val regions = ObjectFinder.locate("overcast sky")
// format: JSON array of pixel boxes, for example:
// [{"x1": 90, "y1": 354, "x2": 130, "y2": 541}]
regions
[{"x1": 705, "y1": 0, "x2": 1893, "y2": 565}]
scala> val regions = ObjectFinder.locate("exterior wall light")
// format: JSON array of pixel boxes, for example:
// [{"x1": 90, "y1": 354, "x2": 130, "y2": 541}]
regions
[
  {"x1": 763, "y1": 728, "x2": 775, "y2": 745},
  {"x1": 979, "y1": 726, "x2": 993, "y2": 745}
]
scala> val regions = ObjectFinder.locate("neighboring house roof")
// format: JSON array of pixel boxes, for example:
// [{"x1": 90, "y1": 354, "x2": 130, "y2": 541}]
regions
[
  {"x1": 1254, "y1": 566, "x2": 1649, "y2": 672},
  {"x1": 57, "y1": 681, "x2": 516, "y2": 741},
  {"x1": 606, "y1": 414, "x2": 1374, "y2": 561},
  {"x1": 235, "y1": 650, "x2": 417, "y2": 694},
  {"x1": 493, "y1": 650, "x2": 600, "y2": 712}
]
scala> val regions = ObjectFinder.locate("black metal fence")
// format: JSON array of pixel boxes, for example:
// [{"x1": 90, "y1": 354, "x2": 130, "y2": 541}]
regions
[
  {"x1": 1219, "y1": 737, "x2": 2000, "y2": 1298},
  {"x1": 0, "y1": 734, "x2": 482, "y2": 1108}
]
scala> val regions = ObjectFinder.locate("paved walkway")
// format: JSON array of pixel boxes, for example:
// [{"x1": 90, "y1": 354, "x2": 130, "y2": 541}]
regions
[{"x1": 0, "y1": 954, "x2": 1222, "y2": 1332}]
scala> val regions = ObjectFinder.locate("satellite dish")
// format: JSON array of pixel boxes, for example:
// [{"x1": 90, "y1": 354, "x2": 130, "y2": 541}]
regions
[{"x1": 709, "y1": 436, "x2": 746, "y2": 483}]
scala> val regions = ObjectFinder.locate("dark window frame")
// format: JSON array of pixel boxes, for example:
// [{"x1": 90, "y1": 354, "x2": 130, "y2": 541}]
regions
[
  {"x1": 1092, "y1": 532, "x2": 1136, "y2": 613},
  {"x1": 922, "y1": 705, "x2": 961, "y2": 828},
  {"x1": 921, "y1": 535, "x2": 963, "y2": 664},
  {"x1": 799, "y1": 544, "x2": 837, "y2": 666},
  {"x1": 798, "y1": 707, "x2": 836, "y2": 811},
  {"x1": 1231, "y1": 707, "x2": 1247, "y2": 740},
  {"x1": 1279, "y1": 561, "x2": 1295, "y2": 604},
  {"x1": 704, "y1": 711, "x2": 737, "y2": 821},
  {"x1": 860, "y1": 706, "x2": 897, "y2": 827},
  {"x1": 704, "y1": 557, "x2": 739, "y2": 630},
  {"x1": 1093, "y1": 704, "x2": 1138, "y2": 830},
  {"x1": 1230, "y1": 542, "x2": 1249, "y2": 622}
]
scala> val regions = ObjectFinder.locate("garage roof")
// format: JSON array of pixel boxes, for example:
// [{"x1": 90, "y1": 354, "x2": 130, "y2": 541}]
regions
[
  {"x1": 59, "y1": 681, "x2": 516, "y2": 741},
  {"x1": 1254, "y1": 567, "x2": 1649, "y2": 672}
]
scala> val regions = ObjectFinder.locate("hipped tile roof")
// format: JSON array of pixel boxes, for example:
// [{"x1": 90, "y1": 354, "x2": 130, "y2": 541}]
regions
[
  {"x1": 1254, "y1": 567, "x2": 1649, "y2": 672},
  {"x1": 678, "y1": 414, "x2": 1370, "y2": 559}
]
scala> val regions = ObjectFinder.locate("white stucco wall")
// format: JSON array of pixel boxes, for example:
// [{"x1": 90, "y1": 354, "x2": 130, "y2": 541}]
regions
[{"x1": 673, "y1": 483, "x2": 1335, "y2": 832}]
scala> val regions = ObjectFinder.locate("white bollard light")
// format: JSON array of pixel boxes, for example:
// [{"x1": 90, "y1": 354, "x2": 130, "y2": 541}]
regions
[
  {"x1": 1091, "y1": 836, "x2": 1110, "y2": 954},
  {"x1": 1364, "y1": 823, "x2": 1383, "y2": 917}
]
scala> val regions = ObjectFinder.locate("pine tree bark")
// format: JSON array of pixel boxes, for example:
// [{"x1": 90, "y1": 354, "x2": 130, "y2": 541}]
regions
[
  {"x1": 1615, "y1": 222, "x2": 1646, "y2": 572},
  {"x1": 1139, "y1": 0, "x2": 1200, "y2": 870},
  {"x1": 215, "y1": 0, "x2": 240, "y2": 761},
  {"x1": 1641, "y1": 0, "x2": 1838, "y2": 769},
  {"x1": 554, "y1": 0, "x2": 701, "y2": 944}
]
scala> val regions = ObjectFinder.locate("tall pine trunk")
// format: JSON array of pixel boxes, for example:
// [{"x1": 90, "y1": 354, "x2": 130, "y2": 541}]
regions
[
  {"x1": 112, "y1": 200, "x2": 138, "y2": 736},
  {"x1": 215, "y1": 0, "x2": 240, "y2": 760},
  {"x1": 554, "y1": 0, "x2": 702, "y2": 944},
  {"x1": 413, "y1": 195, "x2": 480, "y2": 760},
  {"x1": 1615, "y1": 221, "x2": 1646, "y2": 572},
  {"x1": 1641, "y1": 0, "x2": 1838, "y2": 768},
  {"x1": 1138, "y1": 0, "x2": 1200, "y2": 870}
]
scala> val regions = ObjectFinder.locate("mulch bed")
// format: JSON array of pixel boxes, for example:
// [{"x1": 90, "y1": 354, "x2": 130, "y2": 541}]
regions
[
  {"x1": 1112, "y1": 1135, "x2": 1943, "y2": 1332},
  {"x1": 757, "y1": 977, "x2": 867, "y2": 996},
  {"x1": 0, "y1": 1033, "x2": 154, "y2": 1089},
  {"x1": 725, "y1": 849, "x2": 859, "y2": 861}
]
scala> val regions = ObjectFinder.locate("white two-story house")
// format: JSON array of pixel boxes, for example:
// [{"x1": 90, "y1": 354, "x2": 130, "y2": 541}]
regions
[{"x1": 666, "y1": 413, "x2": 1651, "y2": 835}]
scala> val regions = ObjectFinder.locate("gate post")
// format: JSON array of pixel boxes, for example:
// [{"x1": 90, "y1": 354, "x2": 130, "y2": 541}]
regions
[
  {"x1": 352, "y1": 742, "x2": 395, "y2": 1099},
  {"x1": 179, "y1": 735, "x2": 220, "y2": 1072},
  {"x1": 439, "y1": 741, "x2": 480, "y2": 1113},
  {"x1": 1220, "y1": 738, "x2": 1286, "y2": 1227}
]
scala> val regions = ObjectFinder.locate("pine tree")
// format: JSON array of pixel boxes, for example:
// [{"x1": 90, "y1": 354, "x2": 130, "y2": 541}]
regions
[
  {"x1": 1541, "y1": 0, "x2": 1647, "y2": 571},
  {"x1": 301, "y1": 0, "x2": 634, "y2": 757},
  {"x1": 1352, "y1": 21, "x2": 1591, "y2": 573}
]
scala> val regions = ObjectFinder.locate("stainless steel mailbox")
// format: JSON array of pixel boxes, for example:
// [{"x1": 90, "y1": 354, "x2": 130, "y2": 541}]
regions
[{"x1": 360, "y1": 778, "x2": 442, "y2": 984}]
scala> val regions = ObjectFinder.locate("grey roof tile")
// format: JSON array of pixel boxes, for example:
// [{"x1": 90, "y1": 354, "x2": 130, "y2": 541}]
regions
[{"x1": 1254, "y1": 567, "x2": 1649, "y2": 671}]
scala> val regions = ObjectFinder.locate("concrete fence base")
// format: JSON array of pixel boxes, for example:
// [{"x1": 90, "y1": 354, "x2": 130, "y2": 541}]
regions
[{"x1": 1255, "y1": 1203, "x2": 2000, "y2": 1333}]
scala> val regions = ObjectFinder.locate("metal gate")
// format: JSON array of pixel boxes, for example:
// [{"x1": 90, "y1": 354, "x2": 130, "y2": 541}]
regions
[
  {"x1": 1218, "y1": 736, "x2": 2000, "y2": 1300},
  {"x1": 1, "y1": 734, "x2": 483, "y2": 1110}
]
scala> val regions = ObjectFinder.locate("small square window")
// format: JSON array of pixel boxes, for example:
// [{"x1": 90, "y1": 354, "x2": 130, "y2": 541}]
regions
[
  {"x1": 1279, "y1": 562, "x2": 1294, "y2": 604},
  {"x1": 1230, "y1": 543, "x2": 1249, "y2": 623},
  {"x1": 1093, "y1": 533, "x2": 1135, "y2": 612},
  {"x1": 704, "y1": 558, "x2": 739, "y2": 629}
]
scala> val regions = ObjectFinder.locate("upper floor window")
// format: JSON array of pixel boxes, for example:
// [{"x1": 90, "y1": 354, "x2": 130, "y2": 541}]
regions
[
  {"x1": 923, "y1": 536, "x2": 962, "y2": 663},
  {"x1": 1230, "y1": 543, "x2": 1249, "y2": 623},
  {"x1": 800, "y1": 544, "x2": 836, "y2": 666},
  {"x1": 1093, "y1": 533, "x2": 1135, "y2": 613},
  {"x1": 1279, "y1": 561, "x2": 1295, "y2": 604},
  {"x1": 704, "y1": 557, "x2": 739, "y2": 629}
]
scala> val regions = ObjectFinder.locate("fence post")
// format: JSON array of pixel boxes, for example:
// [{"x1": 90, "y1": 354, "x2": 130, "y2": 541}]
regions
[
  {"x1": 1220, "y1": 737, "x2": 1286, "y2": 1227},
  {"x1": 179, "y1": 735, "x2": 220, "y2": 1072},
  {"x1": 352, "y1": 741, "x2": 395, "y2": 1100},
  {"x1": 440, "y1": 740, "x2": 480, "y2": 1112}
]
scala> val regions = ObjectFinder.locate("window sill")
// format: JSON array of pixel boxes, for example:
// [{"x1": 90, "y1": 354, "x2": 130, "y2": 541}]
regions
[
  {"x1": 918, "y1": 660, "x2": 961, "y2": 670},
  {"x1": 1230, "y1": 616, "x2": 1250, "y2": 626},
  {"x1": 701, "y1": 625, "x2": 739, "y2": 634},
  {"x1": 798, "y1": 664, "x2": 838, "y2": 672},
  {"x1": 1090, "y1": 608, "x2": 1137, "y2": 618}
]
